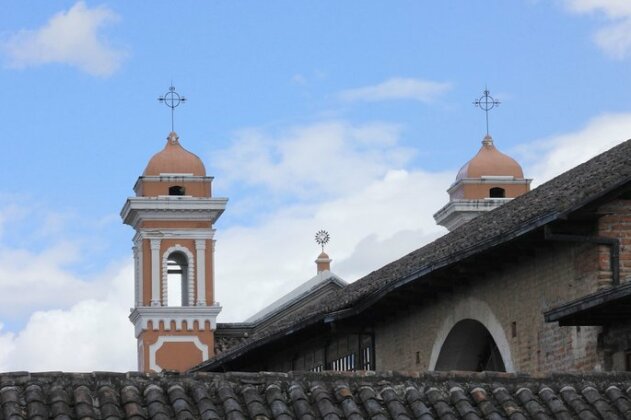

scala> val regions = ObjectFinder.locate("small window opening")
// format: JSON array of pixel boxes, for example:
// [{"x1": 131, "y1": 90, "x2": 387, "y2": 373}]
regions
[
  {"x1": 167, "y1": 251, "x2": 189, "y2": 306},
  {"x1": 490, "y1": 187, "x2": 505, "y2": 198},
  {"x1": 169, "y1": 185, "x2": 186, "y2": 196},
  {"x1": 511, "y1": 321, "x2": 517, "y2": 338}
]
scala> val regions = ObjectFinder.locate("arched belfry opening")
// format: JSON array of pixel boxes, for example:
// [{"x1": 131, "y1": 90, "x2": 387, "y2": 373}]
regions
[
  {"x1": 167, "y1": 251, "x2": 190, "y2": 306},
  {"x1": 489, "y1": 187, "x2": 505, "y2": 198},
  {"x1": 434, "y1": 319, "x2": 506, "y2": 372},
  {"x1": 169, "y1": 185, "x2": 186, "y2": 196}
]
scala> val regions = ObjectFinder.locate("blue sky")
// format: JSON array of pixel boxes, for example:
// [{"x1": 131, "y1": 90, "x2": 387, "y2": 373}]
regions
[{"x1": 1, "y1": 0, "x2": 631, "y2": 371}]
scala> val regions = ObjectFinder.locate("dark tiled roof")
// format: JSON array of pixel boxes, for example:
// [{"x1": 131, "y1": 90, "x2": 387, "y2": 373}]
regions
[
  {"x1": 215, "y1": 333, "x2": 248, "y2": 355},
  {"x1": 200, "y1": 138, "x2": 631, "y2": 371},
  {"x1": 2, "y1": 371, "x2": 631, "y2": 419}
]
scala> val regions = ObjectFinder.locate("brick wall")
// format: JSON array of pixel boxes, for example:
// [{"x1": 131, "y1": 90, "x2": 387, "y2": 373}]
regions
[
  {"x1": 598, "y1": 199, "x2": 631, "y2": 284},
  {"x1": 374, "y1": 240, "x2": 604, "y2": 373}
]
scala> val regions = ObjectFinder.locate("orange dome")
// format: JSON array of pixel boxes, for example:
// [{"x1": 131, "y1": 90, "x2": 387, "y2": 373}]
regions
[
  {"x1": 456, "y1": 135, "x2": 524, "y2": 181},
  {"x1": 143, "y1": 132, "x2": 206, "y2": 176}
]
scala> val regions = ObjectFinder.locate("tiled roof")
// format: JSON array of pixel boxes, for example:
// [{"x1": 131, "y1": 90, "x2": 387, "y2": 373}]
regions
[
  {"x1": 199, "y1": 138, "x2": 631, "y2": 371},
  {"x1": 2, "y1": 371, "x2": 631, "y2": 419}
]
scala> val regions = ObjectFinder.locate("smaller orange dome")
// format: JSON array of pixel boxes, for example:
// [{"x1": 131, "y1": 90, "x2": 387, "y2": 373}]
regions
[
  {"x1": 143, "y1": 132, "x2": 206, "y2": 176},
  {"x1": 317, "y1": 251, "x2": 330, "y2": 260},
  {"x1": 456, "y1": 135, "x2": 524, "y2": 181}
]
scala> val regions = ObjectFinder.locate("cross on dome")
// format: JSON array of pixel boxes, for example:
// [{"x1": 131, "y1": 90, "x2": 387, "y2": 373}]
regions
[
  {"x1": 473, "y1": 87, "x2": 500, "y2": 136},
  {"x1": 158, "y1": 85, "x2": 187, "y2": 132}
]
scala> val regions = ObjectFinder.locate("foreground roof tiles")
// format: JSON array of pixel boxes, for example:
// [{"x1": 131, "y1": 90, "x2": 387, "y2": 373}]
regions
[{"x1": 2, "y1": 371, "x2": 631, "y2": 419}]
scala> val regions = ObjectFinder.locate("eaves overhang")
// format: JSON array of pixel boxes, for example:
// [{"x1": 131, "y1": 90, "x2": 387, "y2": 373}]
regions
[{"x1": 544, "y1": 282, "x2": 631, "y2": 326}]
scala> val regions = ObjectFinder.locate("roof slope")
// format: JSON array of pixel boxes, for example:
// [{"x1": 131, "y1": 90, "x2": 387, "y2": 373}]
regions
[
  {"x1": 245, "y1": 272, "x2": 346, "y2": 323},
  {"x1": 200, "y1": 138, "x2": 631, "y2": 371},
  {"x1": 2, "y1": 371, "x2": 631, "y2": 419}
]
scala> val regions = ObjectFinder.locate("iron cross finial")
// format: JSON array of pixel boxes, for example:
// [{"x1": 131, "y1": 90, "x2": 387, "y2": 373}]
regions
[
  {"x1": 473, "y1": 87, "x2": 500, "y2": 136},
  {"x1": 158, "y1": 85, "x2": 187, "y2": 132}
]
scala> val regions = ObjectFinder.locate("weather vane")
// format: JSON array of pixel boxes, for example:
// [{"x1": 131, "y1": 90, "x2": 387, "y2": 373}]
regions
[
  {"x1": 315, "y1": 230, "x2": 330, "y2": 252},
  {"x1": 473, "y1": 87, "x2": 500, "y2": 136},
  {"x1": 158, "y1": 85, "x2": 187, "y2": 132}
]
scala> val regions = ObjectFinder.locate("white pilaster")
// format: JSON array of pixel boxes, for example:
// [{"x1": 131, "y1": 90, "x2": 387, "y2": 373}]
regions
[
  {"x1": 137, "y1": 243, "x2": 144, "y2": 306},
  {"x1": 133, "y1": 245, "x2": 140, "y2": 307},
  {"x1": 195, "y1": 239, "x2": 206, "y2": 305},
  {"x1": 212, "y1": 239, "x2": 216, "y2": 305},
  {"x1": 150, "y1": 239, "x2": 161, "y2": 306}
]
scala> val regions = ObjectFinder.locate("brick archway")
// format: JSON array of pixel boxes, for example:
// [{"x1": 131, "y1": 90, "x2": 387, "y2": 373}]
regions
[{"x1": 428, "y1": 296, "x2": 514, "y2": 372}]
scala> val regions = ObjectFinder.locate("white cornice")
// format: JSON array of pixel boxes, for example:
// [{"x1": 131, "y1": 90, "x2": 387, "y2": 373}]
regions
[
  {"x1": 129, "y1": 305, "x2": 222, "y2": 338},
  {"x1": 121, "y1": 197, "x2": 228, "y2": 228},
  {"x1": 133, "y1": 229, "x2": 216, "y2": 243},
  {"x1": 433, "y1": 199, "x2": 511, "y2": 231}
]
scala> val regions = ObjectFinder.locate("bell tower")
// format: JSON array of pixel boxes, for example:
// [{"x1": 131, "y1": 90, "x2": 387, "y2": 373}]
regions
[
  {"x1": 121, "y1": 131, "x2": 227, "y2": 372},
  {"x1": 433, "y1": 134, "x2": 531, "y2": 231},
  {"x1": 434, "y1": 88, "x2": 531, "y2": 231}
]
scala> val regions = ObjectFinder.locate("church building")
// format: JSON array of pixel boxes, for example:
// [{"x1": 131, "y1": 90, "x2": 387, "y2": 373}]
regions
[
  {"x1": 118, "y1": 99, "x2": 631, "y2": 376},
  {"x1": 121, "y1": 131, "x2": 227, "y2": 372}
]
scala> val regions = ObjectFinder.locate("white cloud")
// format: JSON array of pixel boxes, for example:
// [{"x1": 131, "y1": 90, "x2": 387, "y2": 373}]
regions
[
  {"x1": 2, "y1": 1, "x2": 125, "y2": 76},
  {"x1": 566, "y1": 0, "x2": 631, "y2": 17},
  {"x1": 215, "y1": 169, "x2": 452, "y2": 322},
  {"x1": 212, "y1": 121, "x2": 452, "y2": 321},
  {"x1": 339, "y1": 78, "x2": 452, "y2": 103},
  {"x1": 213, "y1": 121, "x2": 413, "y2": 199},
  {"x1": 517, "y1": 112, "x2": 631, "y2": 185},
  {"x1": 0, "y1": 263, "x2": 135, "y2": 372},
  {"x1": 0, "y1": 202, "x2": 135, "y2": 372},
  {"x1": 564, "y1": 0, "x2": 631, "y2": 58}
]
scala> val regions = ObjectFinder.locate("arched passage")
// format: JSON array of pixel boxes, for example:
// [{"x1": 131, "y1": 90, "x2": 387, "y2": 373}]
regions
[
  {"x1": 428, "y1": 296, "x2": 514, "y2": 372},
  {"x1": 434, "y1": 319, "x2": 506, "y2": 372}
]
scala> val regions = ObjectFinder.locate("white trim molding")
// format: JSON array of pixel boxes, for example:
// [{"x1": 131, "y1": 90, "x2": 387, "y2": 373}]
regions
[
  {"x1": 148, "y1": 335, "x2": 209, "y2": 372},
  {"x1": 129, "y1": 305, "x2": 222, "y2": 337},
  {"x1": 162, "y1": 244, "x2": 195, "y2": 306}
]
